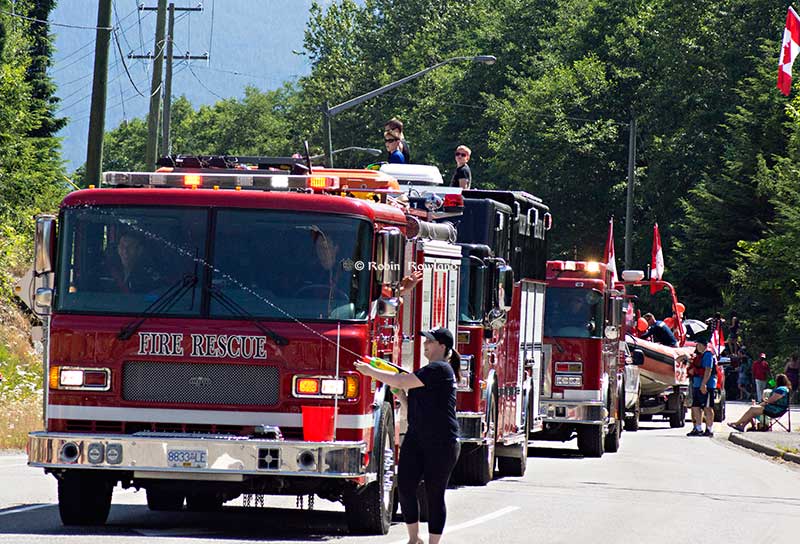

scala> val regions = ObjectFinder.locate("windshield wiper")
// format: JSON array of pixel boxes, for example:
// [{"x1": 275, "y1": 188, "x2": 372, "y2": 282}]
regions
[
  {"x1": 118, "y1": 273, "x2": 198, "y2": 340},
  {"x1": 205, "y1": 285, "x2": 289, "y2": 346}
]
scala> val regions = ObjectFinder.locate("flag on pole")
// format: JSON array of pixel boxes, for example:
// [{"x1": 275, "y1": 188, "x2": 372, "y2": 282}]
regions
[
  {"x1": 708, "y1": 320, "x2": 726, "y2": 359},
  {"x1": 650, "y1": 223, "x2": 664, "y2": 294},
  {"x1": 604, "y1": 217, "x2": 618, "y2": 284},
  {"x1": 778, "y1": 6, "x2": 800, "y2": 96}
]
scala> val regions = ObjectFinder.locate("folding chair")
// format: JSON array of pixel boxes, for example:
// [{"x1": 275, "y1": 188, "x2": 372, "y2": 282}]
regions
[{"x1": 755, "y1": 399, "x2": 791, "y2": 432}]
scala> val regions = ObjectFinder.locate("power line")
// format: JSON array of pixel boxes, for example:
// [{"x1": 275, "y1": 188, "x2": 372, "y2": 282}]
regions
[
  {"x1": 0, "y1": 8, "x2": 113, "y2": 30},
  {"x1": 114, "y1": 29, "x2": 146, "y2": 97},
  {"x1": 208, "y1": 0, "x2": 215, "y2": 64},
  {"x1": 187, "y1": 64, "x2": 224, "y2": 100}
]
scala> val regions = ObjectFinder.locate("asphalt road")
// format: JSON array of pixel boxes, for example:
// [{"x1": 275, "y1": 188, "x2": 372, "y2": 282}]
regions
[{"x1": 1, "y1": 402, "x2": 798, "y2": 544}]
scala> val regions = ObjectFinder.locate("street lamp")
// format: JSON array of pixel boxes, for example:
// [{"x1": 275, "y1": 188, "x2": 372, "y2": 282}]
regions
[
  {"x1": 310, "y1": 146, "x2": 382, "y2": 161},
  {"x1": 321, "y1": 55, "x2": 497, "y2": 167}
]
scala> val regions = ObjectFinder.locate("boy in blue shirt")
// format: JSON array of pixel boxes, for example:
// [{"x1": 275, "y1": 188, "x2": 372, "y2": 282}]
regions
[{"x1": 688, "y1": 339, "x2": 717, "y2": 437}]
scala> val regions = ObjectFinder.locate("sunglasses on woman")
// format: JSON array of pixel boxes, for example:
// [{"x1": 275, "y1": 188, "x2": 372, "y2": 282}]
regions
[
  {"x1": 455, "y1": 152, "x2": 467, "y2": 157},
  {"x1": 385, "y1": 138, "x2": 399, "y2": 143}
]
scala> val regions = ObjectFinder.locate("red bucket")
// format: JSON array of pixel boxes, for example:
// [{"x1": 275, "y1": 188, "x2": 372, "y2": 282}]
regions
[{"x1": 302, "y1": 405, "x2": 337, "y2": 442}]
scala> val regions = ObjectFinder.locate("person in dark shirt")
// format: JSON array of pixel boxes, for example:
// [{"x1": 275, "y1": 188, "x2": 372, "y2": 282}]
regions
[
  {"x1": 113, "y1": 231, "x2": 161, "y2": 293},
  {"x1": 449, "y1": 145, "x2": 472, "y2": 188},
  {"x1": 641, "y1": 312, "x2": 678, "y2": 347},
  {"x1": 354, "y1": 327, "x2": 461, "y2": 544},
  {"x1": 384, "y1": 118, "x2": 411, "y2": 163}
]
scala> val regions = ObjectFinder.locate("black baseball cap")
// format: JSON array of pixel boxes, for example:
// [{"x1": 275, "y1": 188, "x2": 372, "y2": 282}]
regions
[{"x1": 420, "y1": 327, "x2": 454, "y2": 351}]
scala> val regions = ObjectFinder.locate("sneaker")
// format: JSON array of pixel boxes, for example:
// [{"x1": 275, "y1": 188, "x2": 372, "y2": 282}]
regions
[
  {"x1": 686, "y1": 428, "x2": 703, "y2": 437},
  {"x1": 702, "y1": 429, "x2": 714, "y2": 437}
]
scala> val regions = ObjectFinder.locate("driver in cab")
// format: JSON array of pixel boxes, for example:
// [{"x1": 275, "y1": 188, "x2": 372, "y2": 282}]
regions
[
  {"x1": 303, "y1": 226, "x2": 351, "y2": 316},
  {"x1": 113, "y1": 231, "x2": 161, "y2": 293}
]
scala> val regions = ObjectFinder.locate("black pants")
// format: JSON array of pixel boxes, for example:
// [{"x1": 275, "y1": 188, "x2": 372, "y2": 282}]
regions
[{"x1": 398, "y1": 434, "x2": 460, "y2": 535}]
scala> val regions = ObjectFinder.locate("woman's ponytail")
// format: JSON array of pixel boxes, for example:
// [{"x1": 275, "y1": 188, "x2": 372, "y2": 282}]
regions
[{"x1": 448, "y1": 349, "x2": 461, "y2": 381}]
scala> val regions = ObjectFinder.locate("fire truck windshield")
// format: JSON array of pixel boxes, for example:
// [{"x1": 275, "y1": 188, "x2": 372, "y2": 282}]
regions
[
  {"x1": 56, "y1": 206, "x2": 206, "y2": 316},
  {"x1": 55, "y1": 207, "x2": 373, "y2": 321},
  {"x1": 544, "y1": 287, "x2": 604, "y2": 339},
  {"x1": 459, "y1": 257, "x2": 486, "y2": 324},
  {"x1": 210, "y1": 210, "x2": 372, "y2": 321}
]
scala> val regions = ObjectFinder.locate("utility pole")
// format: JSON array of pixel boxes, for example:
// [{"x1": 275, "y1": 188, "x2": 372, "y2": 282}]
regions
[
  {"x1": 132, "y1": 3, "x2": 206, "y2": 164},
  {"x1": 624, "y1": 114, "x2": 637, "y2": 271},
  {"x1": 143, "y1": 0, "x2": 167, "y2": 172},
  {"x1": 84, "y1": 0, "x2": 112, "y2": 187}
]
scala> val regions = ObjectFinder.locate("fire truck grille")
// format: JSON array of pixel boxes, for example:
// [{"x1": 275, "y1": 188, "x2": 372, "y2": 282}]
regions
[{"x1": 122, "y1": 362, "x2": 280, "y2": 406}]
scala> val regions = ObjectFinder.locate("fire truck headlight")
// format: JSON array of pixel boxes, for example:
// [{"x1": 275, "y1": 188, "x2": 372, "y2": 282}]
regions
[
  {"x1": 296, "y1": 378, "x2": 320, "y2": 395},
  {"x1": 586, "y1": 261, "x2": 601, "y2": 273},
  {"x1": 554, "y1": 375, "x2": 583, "y2": 387},
  {"x1": 320, "y1": 378, "x2": 345, "y2": 396},
  {"x1": 50, "y1": 366, "x2": 111, "y2": 391}
]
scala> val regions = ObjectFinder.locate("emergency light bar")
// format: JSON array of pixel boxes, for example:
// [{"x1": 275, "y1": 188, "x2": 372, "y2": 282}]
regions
[{"x1": 102, "y1": 171, "x2": 339, "y2": 191}]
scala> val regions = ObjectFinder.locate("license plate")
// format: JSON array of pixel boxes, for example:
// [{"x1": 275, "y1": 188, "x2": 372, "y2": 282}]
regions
[{"x1": 167, "y1": 448, "x2": 208, "y2": 468}]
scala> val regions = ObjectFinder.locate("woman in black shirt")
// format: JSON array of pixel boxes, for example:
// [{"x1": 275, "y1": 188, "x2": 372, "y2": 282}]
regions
[{"x1": 354, "y1": 327, "x2": 461, "y2": 544}]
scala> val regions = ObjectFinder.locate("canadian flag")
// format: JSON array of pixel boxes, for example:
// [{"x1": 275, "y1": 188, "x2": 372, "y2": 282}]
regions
[
  {"x1": 604, "y1": 217, "x2": 618, "y2": 284},
  {"x1": 778, "y1": 7, "x2": 800, "y2": 96},
  {"x1": 650, "y1": 223, "x2": 664, "y2": 295}
]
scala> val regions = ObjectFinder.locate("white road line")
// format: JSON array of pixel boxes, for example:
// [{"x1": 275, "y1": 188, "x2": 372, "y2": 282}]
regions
[
  {"x1": 389, "y1": 505, "x2": 520, "y2": 544},
  {"x1": 0, "y1": 504, "x2": 53, "y2": 516}
]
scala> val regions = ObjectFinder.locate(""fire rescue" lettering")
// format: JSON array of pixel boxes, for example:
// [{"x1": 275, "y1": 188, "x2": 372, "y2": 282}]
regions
[{"x1": 137, "y1": 332, "x2": 268, "y2": 359}]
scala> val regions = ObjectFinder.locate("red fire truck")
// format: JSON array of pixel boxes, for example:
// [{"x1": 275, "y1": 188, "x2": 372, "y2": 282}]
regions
[
  {"x1": 26, "y1": 157, "x2": 467, "y2": 535},
  {"x1": 533, "y1": 260, "x2": 630, "y2": 457}
]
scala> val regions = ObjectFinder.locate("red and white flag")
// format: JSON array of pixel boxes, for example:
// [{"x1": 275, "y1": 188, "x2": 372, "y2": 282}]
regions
[
  {"x1": 650, "y1": 223, "x2": 664, "y2": 294},
  {"x1": 604, "y1": 217, "x2": 618, "y2": 284},
  {"x1": 778, "y1": 7, "x2": 800, "y2": 96},
  {"x1": 708, "y1": 321, "x2": 726, "y2": 358}
]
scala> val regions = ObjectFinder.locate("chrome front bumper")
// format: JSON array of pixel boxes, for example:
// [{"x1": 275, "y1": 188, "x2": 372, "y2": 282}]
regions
[
  {"x1": 539, "y1": 401, "x2": 607, "y2": 424},
  {"x1": 28, "y1": 431, "x2": 368, "y2": 480}
]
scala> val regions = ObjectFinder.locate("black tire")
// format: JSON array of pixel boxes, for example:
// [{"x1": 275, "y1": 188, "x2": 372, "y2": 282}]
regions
[
  {"x1": 185, "y1": 492, "x2": 224, "y2": 512},
  {"x1": 713, "y1": 389, "x2": 726, "y2": 422},
  {"x1": 604, "y1": 421, "x2": 621, "y2": 453},
  {"x1": 497, "y1": 407, "x2": 529, "y2": 477},
  {"x1": 452, "y1": 393, "x2": 497, "y2": 485},
  {"x1": 625, "y1": 392, "x2": 641, "y2": 432},
  {"x1": 345, "y1": 402, "x2": 396, "y2": 535},
  {"x1": 669, "y1": 404, "x2": 686, "y2": 428},
  {"x1": 577, "y1": 425, "x2": 604, "y2": 457},
  {"x1": 146, "y1": 488, "x2": 185, "y2": 511},
  {"x1": 58, "y1": 471, "x2": 113, "y2": 526}
]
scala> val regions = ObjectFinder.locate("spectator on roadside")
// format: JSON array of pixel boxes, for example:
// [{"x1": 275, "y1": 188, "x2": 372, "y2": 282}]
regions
[
  {"x1": 727, "y1": 312, "x2": 740, "y2": 353},
  {"x1": 687, "y1": 339, "x2": 717, "y2": 437},
  {"x1": 784, "y1": 352, "x2": 800, "y2": 402},
  {"x1": 384, "y1": 118, "x2": 411, "y2": 163},
  {"x1": 737, "y1": 347, "x2": 753, "y2": 401},
  {"x1": 727, "y1": 373, "x2": 792, "y2": 432},
  {"x1": 449, "y1": 145, "x2": 472, "y2": 189},
  {"x1": 753, "y1": 353, "x2": 771, "y2": 402},
  {"x1": 354, "y1": 327, "x2": 460, "y2": 544},
  {"x1": 641, "y1": 313, "x2": 678, "y2": 347}
]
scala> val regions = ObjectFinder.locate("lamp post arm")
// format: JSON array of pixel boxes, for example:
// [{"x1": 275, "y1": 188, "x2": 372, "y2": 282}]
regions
[{"x1": 327, "y1": 57, "x2": 472, "y2": 117}]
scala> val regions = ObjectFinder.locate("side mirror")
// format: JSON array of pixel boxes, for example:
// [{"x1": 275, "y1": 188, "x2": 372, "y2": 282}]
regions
[
  {"x1": 497, "y1": 265, "x2": 514, "y2": 311},
  {"x1": 631, "y1": 349, "x2": 645, "y2": 366},
  {"x1": 34, "y1": 215, "x2": 57, "y2": 276},
  {"x1": 35, "y1": 287, "x2": 53, "y2": 309},
  {"x1": 376, "y1": 227, "x2": 403, "y2": 287},
  {"x1": 485, "y1": 307, "x2": 507, "y2": 330},
  {"x1": 376, "y1": 296, "x2": 399, "y2": 318},
  {"x1": 604, "y1": 325, "x2": 618, "y2": 340}
]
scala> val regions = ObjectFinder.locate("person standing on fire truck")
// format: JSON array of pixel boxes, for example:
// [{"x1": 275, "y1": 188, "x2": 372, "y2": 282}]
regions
[{"x1": 354, "y1": 327, "x2": 461, "y2": 544}]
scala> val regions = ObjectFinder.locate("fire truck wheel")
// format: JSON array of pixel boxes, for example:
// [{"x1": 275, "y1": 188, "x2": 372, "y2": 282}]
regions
[
  {"x1": 625, "y1": 392, "x2": 641, "y2": 432},
  {"x1": 146, "y1": 488, "x2": 185, "y2": 511},
  {"x1": 453, "y1": 393, "x2": 497, "y2": 485},
  {"x1": 58, "y1": 471, "x2": 113, "y2": 525},
  {"x1": 577, "y1": 425, "x2": 604, "y2": 458},
  {"x1": 186, "y1": 492, "x2": 224, "y2": 512},
  {"x1": 344, "y1": 402, "x2": 395, "y2": 535},
  {"x1": 497, "y1": 408, "x2": 529, "y2": 477}
]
